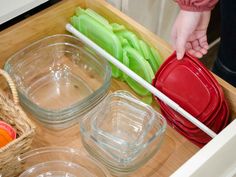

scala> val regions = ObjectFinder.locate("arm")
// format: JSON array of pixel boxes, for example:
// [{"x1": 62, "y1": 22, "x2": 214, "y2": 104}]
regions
[{"x1": 172, "y1": 0, "x2": 218, "y2": 59}]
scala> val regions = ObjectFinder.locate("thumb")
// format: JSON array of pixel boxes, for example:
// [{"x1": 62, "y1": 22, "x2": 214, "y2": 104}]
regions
[{"x1": 175, "y1": 34, "x2": 188, "y2": 60}]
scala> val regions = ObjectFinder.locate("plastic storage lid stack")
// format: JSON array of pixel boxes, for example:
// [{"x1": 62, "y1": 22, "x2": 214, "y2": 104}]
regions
[
  {"x1": 152, "y1": 52, "x2": 229, "y2": 147},
  {"x1": 4, "y1": 34, "x2": 111, "y2": 129},
  {"x1": 71, "y1": 8, "x2": 163, "y2": 104},
  {"x1": 80, "y1": 90, "x2": 166, "y2": 176}
]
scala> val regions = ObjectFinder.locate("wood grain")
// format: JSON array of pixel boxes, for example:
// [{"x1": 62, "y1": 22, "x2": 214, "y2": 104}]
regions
[{"x1": 0, "y1": 0, "x2": 235, "y2": 176}]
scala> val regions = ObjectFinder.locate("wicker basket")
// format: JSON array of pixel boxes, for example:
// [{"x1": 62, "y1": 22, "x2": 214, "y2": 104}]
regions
[{"x1": 0, "y1": 69, "x2": 35, "y2": 177}]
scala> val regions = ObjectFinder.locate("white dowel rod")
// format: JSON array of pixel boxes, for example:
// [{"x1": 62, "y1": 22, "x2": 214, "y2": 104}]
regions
[{"x1": 66, "y1": 23, "x2": 217, "y2": 138}]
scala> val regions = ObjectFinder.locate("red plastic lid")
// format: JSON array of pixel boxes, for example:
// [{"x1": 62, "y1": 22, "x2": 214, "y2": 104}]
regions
[
  {"x1": 162, "y1": 99, "x2": 228, "y2": 134},
  {"x1": 160, "y1": 93, "x2": 222, "y2": 129},
  {"x1": 161, "y1": 101, "x2": 229, "y2": 147},
  {"x1": 153, "y1": 52, "x2": 221, "y2": 124},
  {"x1": 153, "y1": 52, "x2": 230, "y2": 147}
]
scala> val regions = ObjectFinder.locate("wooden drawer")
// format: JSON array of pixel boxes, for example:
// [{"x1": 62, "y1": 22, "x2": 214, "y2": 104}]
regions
[{"x1": 0, "y1": 0, "x2": 235, "y2": 176}]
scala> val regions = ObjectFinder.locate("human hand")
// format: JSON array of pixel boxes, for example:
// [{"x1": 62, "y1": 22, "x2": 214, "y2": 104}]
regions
[{"x1": 171, "y1": 10, "x2": 211, "y2": 60}]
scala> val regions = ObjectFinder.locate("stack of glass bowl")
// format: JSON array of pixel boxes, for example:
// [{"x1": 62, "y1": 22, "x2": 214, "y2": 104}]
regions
[
  {"x1": 17, "y1": 147, "x2": 111, "y2": 177},
  {"x1": 4, "y1": 34, "x2": 111, "y2": 129},
  {"x1": 80, "y1": 90, "x2": 166, "y2": 176}
]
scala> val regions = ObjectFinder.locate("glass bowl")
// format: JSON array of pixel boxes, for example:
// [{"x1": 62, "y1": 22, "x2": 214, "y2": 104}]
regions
[
  {"x1": 4, "y1": 34, "x2": 111, "y2": 129},
  {"x1": 17, "y1": 147, "x2": 111, "y2": 177},
  {"x1": 80, "y1": 90, "x2": 166, "y2": 176}
]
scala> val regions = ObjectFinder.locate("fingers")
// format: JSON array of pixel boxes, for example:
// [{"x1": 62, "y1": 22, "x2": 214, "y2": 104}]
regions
[
  {"x1": 189, "y1": 49, "x2": 204, "y2": 58},
  {"x1": 172, "y1": 23, "x2": 186, "y2": 60},
  {"x1": 171, "y1": 12, "x2": 189, "y2": 60},
  {"x1": 176, "y1": 35, "x2": 188, "y2": 60},
  {"x1": 200, "y1": 48, "x2": 208, "y2": 55},
  {"x1": 186, "y1": 42, "x2": 192, "y2": 50},
  {"x1": 171, "y1": 10, "x2": 203, "y2": 60},
  {"x1": 199, "y1": 35, "x2": 209, "y2": 50},
  {"x1": 171, "y1": 23, "x2": 177, "y2": 50},
  {"x1": 186, "y1": 34, "x2": 209, "y2": 58},
  {"x1": 197, "y1": 34, "x2": 208, "y2": 47}
]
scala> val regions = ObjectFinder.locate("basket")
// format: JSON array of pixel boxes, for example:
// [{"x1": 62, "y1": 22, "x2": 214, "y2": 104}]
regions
[{"x1": 0, "y1": 69, "x2": 35, "y2": 177}]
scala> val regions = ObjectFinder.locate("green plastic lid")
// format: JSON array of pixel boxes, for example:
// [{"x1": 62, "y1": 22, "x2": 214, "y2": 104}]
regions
[
  {"x1": 123, "y1": 46, "x2": 154, "y2": 96},
  {"x1": 71, "y1": 14, "x2": 123, "y2": 78},
  {"x1": 139, "y1": 40, "x2": 159, "y2": 73}
]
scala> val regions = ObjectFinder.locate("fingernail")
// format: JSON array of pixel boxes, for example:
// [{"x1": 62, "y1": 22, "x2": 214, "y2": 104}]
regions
[{"x1": 176, "y1": 53, "x2": 182, "y2": 60}]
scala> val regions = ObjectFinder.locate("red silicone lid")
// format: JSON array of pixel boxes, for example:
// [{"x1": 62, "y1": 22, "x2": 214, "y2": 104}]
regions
[
  {"x1": 153, "y1": 52, "x2": 221, "y2": 124},
  {"x1": 158, "y1": 69, "x2": 225, "y2": 129},
  {"x1": 152, "y1": 52, "x2": 230, "y2": 147},
  {"x1": 161, "y1": 109, "x2": 206, "y2": 147},
  {"x1": 161, "y1": 99, "x2": 229, "y2": 146},
  {"x1": 168, "y1": 100, "x2": 227, "y2": 134},
  {"x1": 159, "y1": 93, "x2": 222, "y2": 129}
]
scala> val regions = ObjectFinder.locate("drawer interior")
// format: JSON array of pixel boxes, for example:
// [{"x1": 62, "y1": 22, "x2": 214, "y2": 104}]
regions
[{"x1": 0, "y1": 1, "x2": 235, "y2": 176}]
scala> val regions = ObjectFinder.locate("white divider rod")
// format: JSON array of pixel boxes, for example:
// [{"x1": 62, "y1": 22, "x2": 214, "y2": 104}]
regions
[{"x1": 66, "y1": 23, "x2": 217, "y2": 138}]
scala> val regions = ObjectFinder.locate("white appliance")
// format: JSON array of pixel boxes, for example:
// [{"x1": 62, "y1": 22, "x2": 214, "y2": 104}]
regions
[{"x1": 0, "y1": 0, "x2": 49, "y2": 25}]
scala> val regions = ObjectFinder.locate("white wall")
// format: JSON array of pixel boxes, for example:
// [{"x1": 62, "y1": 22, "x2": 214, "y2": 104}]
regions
[{"x1": 107, "y1": 0, "x2": 179, "y2": 44}]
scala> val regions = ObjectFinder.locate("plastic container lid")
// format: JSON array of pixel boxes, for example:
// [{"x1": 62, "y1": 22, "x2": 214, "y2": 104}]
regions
[
  {"x1": 153, "y1": 52, "x2": 220, "y2": 123},
  {"x1": 152, "y1": 52, "x2": 230, "y2": 146},
  {"x1": 71, "y1": 8, "x2": 122, "y2": 78},
  {"x1": 123, "y1": 46, "x2": 154, "y2": 96}
]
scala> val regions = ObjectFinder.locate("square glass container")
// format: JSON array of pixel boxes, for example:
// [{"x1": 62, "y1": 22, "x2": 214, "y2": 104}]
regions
[
  {"x1": 91, "y1": 91, "x2": 157, "y2": 159},
  {"x1": 80, "y1": 90, "x2": 166, "y2": 176},
  {"x1": 4, "y1": 34, "x2": 111, "y2": 129}
]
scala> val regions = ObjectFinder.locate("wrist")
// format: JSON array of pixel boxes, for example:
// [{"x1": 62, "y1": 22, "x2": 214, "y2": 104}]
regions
[{"x1": 198, "y1": 11, "x2": 211, "y2": 30}]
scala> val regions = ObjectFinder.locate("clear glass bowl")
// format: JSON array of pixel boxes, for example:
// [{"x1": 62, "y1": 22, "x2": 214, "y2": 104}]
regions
[
  {"x1": 80, "y1": 90, "x2": 166, "y2": 176},
  {"x1": 17, "y1": 147, "x2": 111, "y2": 177},
  {"x1": 4, "y1": 34, "x2": 111, "y2": 129}
]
